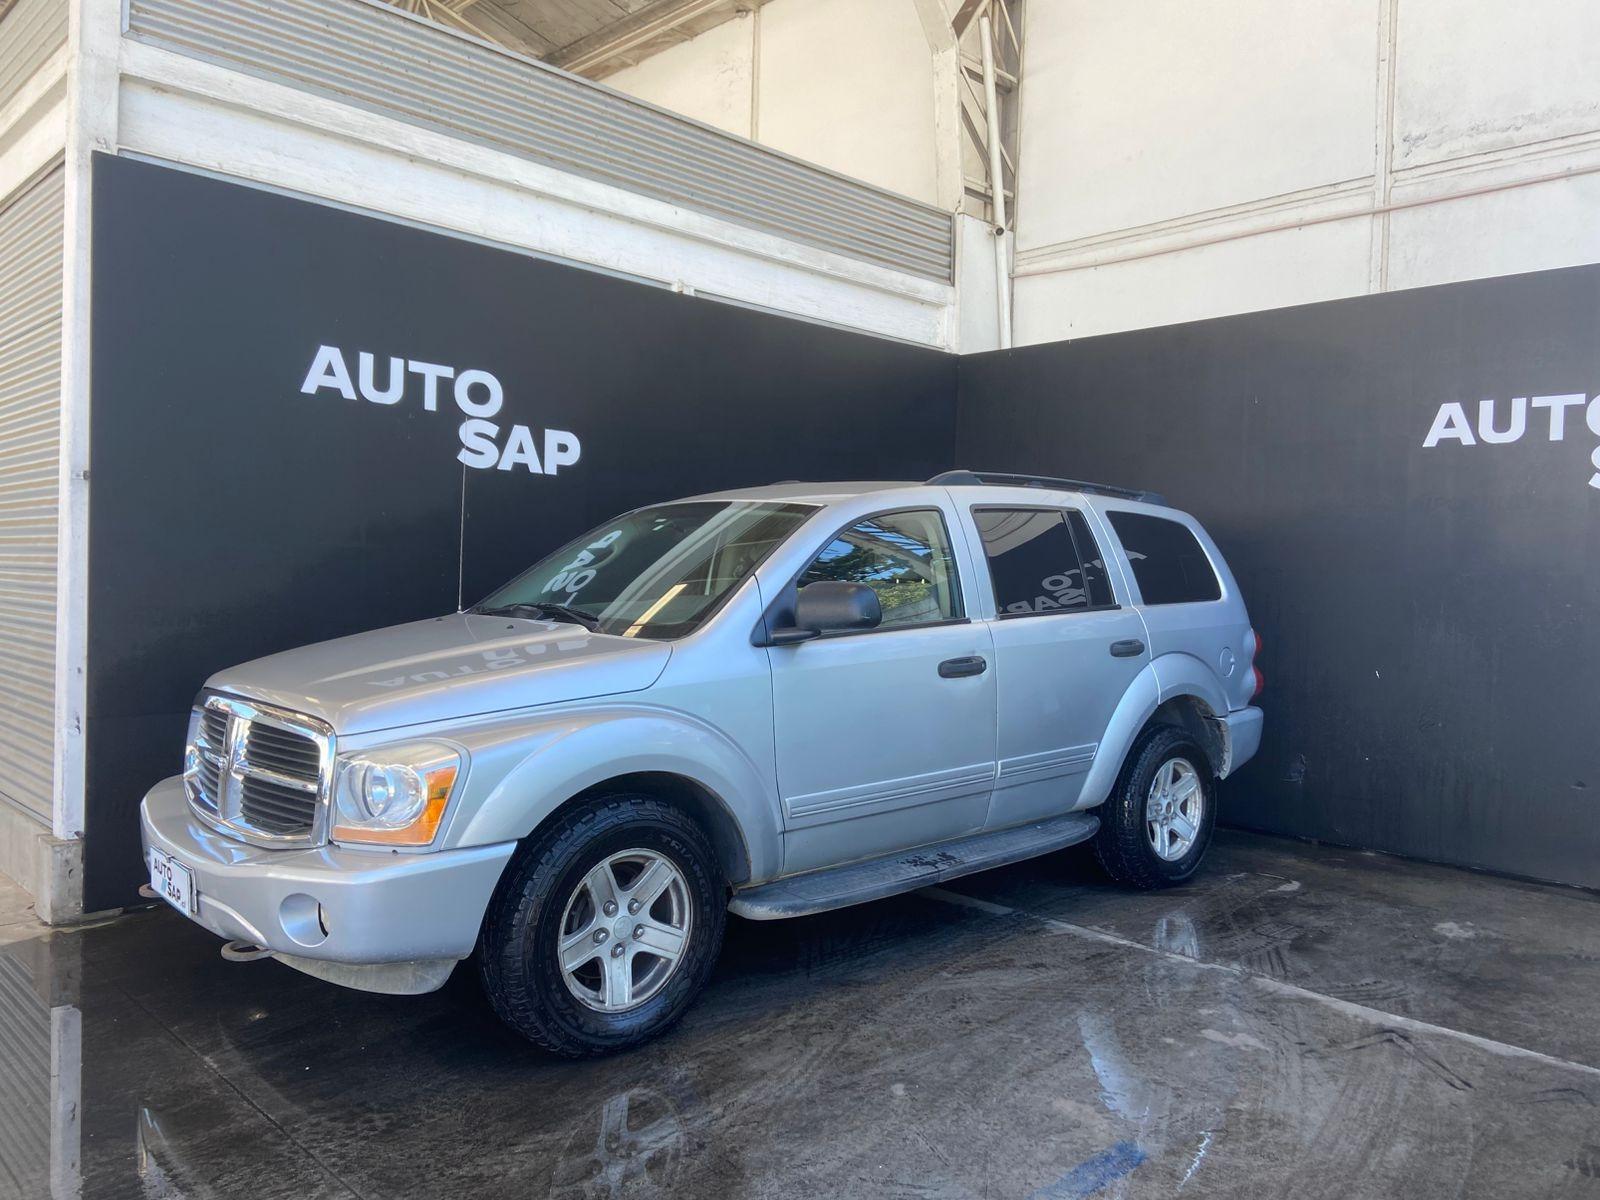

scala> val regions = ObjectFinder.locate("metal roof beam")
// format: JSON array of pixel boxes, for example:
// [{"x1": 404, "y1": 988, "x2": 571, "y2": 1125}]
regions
[{"x1": 548, "y1": 0, "x2": 742, "y2": 75}]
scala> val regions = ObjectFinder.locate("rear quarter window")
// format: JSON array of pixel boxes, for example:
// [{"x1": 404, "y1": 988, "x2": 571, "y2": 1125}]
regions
[{"x1": 1106, "y1": 511, "x2": 1221, "y2": 605}]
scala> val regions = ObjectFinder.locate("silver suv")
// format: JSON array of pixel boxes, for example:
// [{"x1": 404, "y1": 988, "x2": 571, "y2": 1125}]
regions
[{"x1": 141, "y1": 472, "x2": 1263, "y2": 1055}]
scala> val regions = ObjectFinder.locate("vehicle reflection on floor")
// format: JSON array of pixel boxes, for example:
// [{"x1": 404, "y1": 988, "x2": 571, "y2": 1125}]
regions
[
  {"x1": 5, "y1": 829, "x2": 1600, "y2": 1200},
  {"x1": 550, "y1": 1084, "x2": 686, "y2": 1198},
  {"x1": 135, "y1": 1108, "x2": 197, "y2": 1200}
]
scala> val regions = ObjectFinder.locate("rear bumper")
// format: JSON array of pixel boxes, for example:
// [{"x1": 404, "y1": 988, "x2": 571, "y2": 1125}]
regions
[
  {"x1": 139, "y1": 776, "x2": 515, "y2": 966},
  {"x1": 1221, "y1": 706, "x2": 1264, "y2": 777}
]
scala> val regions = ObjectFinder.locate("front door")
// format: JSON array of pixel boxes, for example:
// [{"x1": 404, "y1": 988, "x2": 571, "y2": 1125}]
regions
[{"x1": 768, "y1": 508, "x2": 998, "y2": 876}]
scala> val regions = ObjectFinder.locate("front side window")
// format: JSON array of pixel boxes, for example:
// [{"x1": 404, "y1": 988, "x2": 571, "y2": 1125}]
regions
[
  {"x1": 797, "y1": 509, "x2": 962, "y2": 629},
  {"x1": 477, "y1": 501, "x2": 815, "y2": 640},
  {"x1": 974, "y1": 507, "x2": 1111, "y2": 616},
  {"x1": 1106, "y1": 511, "x2": 1222, "y2": 605}
]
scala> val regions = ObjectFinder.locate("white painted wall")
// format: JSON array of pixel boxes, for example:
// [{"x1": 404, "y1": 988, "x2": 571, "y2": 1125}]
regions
[
  {"x1": 107, "y1": 18, "x2": 955, "y2": 353},
  {"x1": 602, "y1": 13, "x2": 753, "y2": 139},
  {"x1": 603, "y1": 0, "x2": 1600, "y2": 348},
  {"x1": 1011, "y1": 0, "x2": 1600, "y2": 344},
  {"x1": 1020, "y1": 0, "x2": 1377, "y2": 249},
  {"x1": 1392, "y1": 0, "x2": 1600, "y2": 170},
  {"x1": 758, "y1": 0, "x2": 939, "y2": 205},
  {"x1": 115, "y1": 42, "x2": 952, "y2": 348},
  {"x1": 606, "y1": 0, "x2": 943, "y2": 207}
]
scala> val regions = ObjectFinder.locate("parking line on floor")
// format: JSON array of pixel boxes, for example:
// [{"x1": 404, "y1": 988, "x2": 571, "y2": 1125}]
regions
[{"x1": 922, "y1": 887, "x2": 1600, "y2": 1080}]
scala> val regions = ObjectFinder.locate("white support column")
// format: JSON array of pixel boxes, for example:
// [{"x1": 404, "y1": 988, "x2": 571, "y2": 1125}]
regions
[
  {"x1": 1367, "y1": 0, "x2": 1398, "y2": 293},
  {"x1": 913, "y1": 0, "x2": 965, "y2": 213},
  {"x1": 953, "y1": 210, "x2": 1003, "y2": 352},
  {"x1": 978, "y1": 12, "x2": 1011, "y2": 348},
  {"x1": 49, "y1": 0, "x2": 122, "y2": 919},
  {"x1": 747, "y1": 2, "x2": 761, "y2": 143}
]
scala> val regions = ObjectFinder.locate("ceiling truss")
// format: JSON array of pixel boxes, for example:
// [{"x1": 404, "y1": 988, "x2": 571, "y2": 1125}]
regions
[{"x1": 955, "y1": 0, "x2": 1022, "y2": 230}]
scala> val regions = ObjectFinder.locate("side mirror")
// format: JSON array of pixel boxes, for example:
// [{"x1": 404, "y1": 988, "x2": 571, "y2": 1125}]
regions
[{"x1": 768, "y1": 581, "x2": 882, "y2": 645}]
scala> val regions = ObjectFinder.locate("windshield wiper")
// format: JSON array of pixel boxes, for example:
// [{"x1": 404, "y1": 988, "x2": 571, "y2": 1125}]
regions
[{"x1": 474, "y1": 601, "x2": 600, "y2": 631}]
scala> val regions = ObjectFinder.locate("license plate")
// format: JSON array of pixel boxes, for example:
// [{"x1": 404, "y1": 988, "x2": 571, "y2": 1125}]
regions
[{"x1": 148, "y1": 848, "x2": 197, "y2": 915}]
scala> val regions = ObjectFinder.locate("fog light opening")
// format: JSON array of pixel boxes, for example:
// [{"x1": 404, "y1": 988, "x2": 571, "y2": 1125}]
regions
[{"x1": 279, "y1": 892, "x2": 330, "y2": 948}]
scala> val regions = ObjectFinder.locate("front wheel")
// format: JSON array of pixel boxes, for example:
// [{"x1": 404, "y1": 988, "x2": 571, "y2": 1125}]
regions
[
  {"x1": 479, "y1": 794, "x2": 726, "y2": 1057},
  {"x1": 1092, "y1": 725, "x2": 1216, "y2": 888}
]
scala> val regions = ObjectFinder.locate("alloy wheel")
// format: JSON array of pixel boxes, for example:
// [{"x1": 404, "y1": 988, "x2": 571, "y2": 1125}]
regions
[
  {"x1": 1145, "y1": 757, "x2": 1203, "y2": 861},
  {"x1": 557, "y1": 849, "x2": 692, "y2": 1012}
]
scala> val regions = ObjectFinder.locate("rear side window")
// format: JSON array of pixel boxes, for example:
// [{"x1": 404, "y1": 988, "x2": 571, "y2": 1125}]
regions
[
  {"x1": 1067, "y1": 511, "x2": 1115, "y2": 608},
  {"x1": 972, "y1": 507, "x2": 1114, "y2": 616},
  {"x1": 1107, "y1": 511, "x2": 1221, "y2": 605}
]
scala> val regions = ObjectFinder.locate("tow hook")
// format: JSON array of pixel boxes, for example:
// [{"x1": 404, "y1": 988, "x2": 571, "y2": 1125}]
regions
[{"x1": 220, "y1": 940, "x2": 276, "y2": 963}]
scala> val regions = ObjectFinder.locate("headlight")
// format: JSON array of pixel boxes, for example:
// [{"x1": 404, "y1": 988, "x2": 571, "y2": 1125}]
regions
[{"x1": 331, "y1": 742, "x2": 461, "y2": 846}]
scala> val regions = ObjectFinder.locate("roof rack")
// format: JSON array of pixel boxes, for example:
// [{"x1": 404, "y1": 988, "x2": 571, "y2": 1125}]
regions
[{"x1": 926, "y1": 470, "x2": 1167, "y2": 506}]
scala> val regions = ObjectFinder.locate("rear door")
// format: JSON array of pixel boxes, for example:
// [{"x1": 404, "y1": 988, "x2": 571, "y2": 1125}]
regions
[
  {"x1": 767, "y1": 506, "x2": 998, "y2": 875},
  {"x1": 1100, "y1": 508, "x2": 1255, "y2": 712},
  {"x1": 967, "y1": 503, "x2": 1151, "y2": 829}
]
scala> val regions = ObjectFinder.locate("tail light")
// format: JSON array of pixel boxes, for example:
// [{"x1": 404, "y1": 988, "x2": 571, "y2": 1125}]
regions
[{"x1": 1249, "y1": 629, "x2": 1264, "y2": 699}]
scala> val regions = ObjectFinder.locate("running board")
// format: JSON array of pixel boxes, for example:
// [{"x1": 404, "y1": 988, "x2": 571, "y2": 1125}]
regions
[{"x1": 728, "y1": 811, "x2": 1100, "y2": 920}]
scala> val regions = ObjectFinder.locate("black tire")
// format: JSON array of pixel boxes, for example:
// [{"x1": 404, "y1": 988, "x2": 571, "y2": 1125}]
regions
[
  {"x1": 1092, "y1": 724, "x2": 1216, "y2": 888},
  {"x1": 479, "y1": 793, "x2": 726, "y2": 1057}
]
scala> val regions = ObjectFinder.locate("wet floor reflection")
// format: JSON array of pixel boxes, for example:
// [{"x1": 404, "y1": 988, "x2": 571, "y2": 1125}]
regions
[
  {"x1": 4, "y1": 833, "x2": 1600, "y2": 1199},
  {"x1": 0, "y1": 937, "x2": 80, "y2": 1200},
  {"x1": 547, "y1": 1085, "x2": 688, "y2": 1199}
]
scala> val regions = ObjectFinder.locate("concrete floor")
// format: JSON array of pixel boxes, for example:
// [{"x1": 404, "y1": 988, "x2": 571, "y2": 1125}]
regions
[
  {"x1": 0, "y1": 871, "x2": 45, "y2": 948},
  {"x1": 3, "y1": 829, "x2": 1599, "y2": 1200}
]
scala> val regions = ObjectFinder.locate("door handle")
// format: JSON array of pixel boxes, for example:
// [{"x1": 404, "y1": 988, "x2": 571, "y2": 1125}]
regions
[
  {"x1": 1109, "y1": 639, "x2": 1145, "y2": 658},
  {"x1": 938, "y1": 655, "x2": 988, "y2": 678}
]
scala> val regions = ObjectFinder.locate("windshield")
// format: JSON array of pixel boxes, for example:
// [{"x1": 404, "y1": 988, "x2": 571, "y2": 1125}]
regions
[{"x1": 475, "y1": 501, "x2": 816, "y2": 640}]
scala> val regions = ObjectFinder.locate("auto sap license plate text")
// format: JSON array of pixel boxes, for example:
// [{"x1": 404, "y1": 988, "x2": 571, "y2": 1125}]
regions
[{"x1": 149, "y1": 849, "x2": 197, "y2": 914}]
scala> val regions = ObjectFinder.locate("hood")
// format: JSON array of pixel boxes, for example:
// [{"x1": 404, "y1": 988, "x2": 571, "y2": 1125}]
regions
[{"x1": 205, "y1": 614, "x2": 672, "y2": 735}]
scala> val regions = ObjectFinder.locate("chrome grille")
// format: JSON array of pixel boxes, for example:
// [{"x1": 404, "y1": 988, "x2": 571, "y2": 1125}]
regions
[
  {"x1": 240, "y1": 776, "x2": 318, "y2": 834},
  {"x1": 191, "y1": 707, "x2": 229, "y2": 814},
  {"x1": 185, "y1": 695, "x2": 333, "y2": 845},
  {"x1": 245, "y1": 724, "x2": 321, "y2": 778},
  {"x1": 199, "y1": 707, "x2": 229, "y2": 750},
  {"x1": 194, "y1": 753, "x2": 224, "y2": 814}
]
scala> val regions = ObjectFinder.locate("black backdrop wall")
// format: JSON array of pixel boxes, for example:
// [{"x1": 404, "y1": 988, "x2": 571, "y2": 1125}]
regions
[
  {"x1": 958, "y1": 265, "x2": 1600, "y2": 889},
  {"x1": 87, "y1": 154, "x2": 1600, "y2": 908},
  {"x1": 86, "y1": 155, "x2": 956, "y2": 910}
]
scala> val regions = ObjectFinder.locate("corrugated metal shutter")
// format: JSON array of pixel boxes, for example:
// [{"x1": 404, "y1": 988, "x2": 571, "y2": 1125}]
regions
[
  {"x1": 0, "y1": 165, "x2": 64, "y2": 824},
  {"x1": 0, "y1": 955, "x2": 51, "y2": 1199},
  {"x1": 125, "y1": 0, "x2": 956, "y2": 283},
  {"x1": 0, "y1": 0, "x2": 69, "y2": 113}
]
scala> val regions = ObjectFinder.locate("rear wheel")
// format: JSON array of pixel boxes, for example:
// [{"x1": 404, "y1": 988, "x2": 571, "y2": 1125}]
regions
[
  {"x1": 479, "y1": 794, "x2": 726, "y2": 1057},
  {"x1": 1092, "y1": 724, "x2": 1215, "y2": 888}
]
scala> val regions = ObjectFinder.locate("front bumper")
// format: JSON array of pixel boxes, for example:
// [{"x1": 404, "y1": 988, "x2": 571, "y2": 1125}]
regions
[
  {"x1": 1221, "y1": 705, "x2": 1264, "y2": 777},
  {"x1": 139, "y1": 775, "x2": 515, "y2": 966}
]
